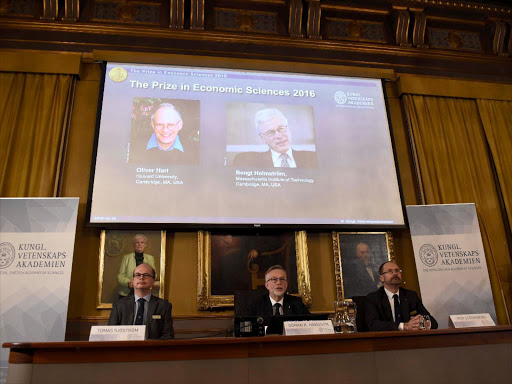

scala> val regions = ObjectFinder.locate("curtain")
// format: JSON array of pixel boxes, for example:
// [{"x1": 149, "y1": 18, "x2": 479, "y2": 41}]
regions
[
  {"x1": 404, "y1": 94, "x2": 512, "y2": 324},
  {"x1": 0, "y1": 72, "x2": 74, "y2": 196},
  {"x1": 476, "y1": 99, "x2": 512, "y2": 230}
]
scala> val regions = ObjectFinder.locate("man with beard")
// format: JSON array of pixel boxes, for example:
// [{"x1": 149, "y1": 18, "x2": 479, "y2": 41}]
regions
[
  {"x1": 246, "y1": 265, "x2": 309, "y2": 325},
  {"x1": 365, "y1": 261, "x2": 438, "y2": 331}
]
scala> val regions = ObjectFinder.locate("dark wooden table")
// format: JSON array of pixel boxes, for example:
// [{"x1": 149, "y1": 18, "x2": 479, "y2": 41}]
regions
[{"x1": 4, "y1": 326, "x2": 512, "y2": 384}]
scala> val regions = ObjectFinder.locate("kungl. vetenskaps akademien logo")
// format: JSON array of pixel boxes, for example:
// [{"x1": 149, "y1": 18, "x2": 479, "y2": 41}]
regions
[
  {"x1": 334, "y1": 91, "x2": 347, "y2": 105},
  {"x1": 419, "y1": 244, "x2": 438, "y2": 267},
  {"x1": 0, "y1": 242, "x2": 16, "y2": 269}
]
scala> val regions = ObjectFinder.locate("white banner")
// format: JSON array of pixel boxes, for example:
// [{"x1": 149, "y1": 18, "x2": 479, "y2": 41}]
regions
[
  {"x1": 406, "y1": 203, "x2": 496, "y2": 329},
  {"x1": 0, "y1": 198, "x2": 79, "y2": 384}
]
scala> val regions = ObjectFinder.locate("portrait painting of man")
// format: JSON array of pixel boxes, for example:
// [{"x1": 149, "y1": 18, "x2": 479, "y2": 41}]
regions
[{"x1": 333, "y1": 232, "x2": 392, "y2": 300}]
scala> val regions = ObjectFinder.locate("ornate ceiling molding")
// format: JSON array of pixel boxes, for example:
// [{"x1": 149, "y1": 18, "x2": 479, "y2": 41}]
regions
[{"x1": 0, "y1": 0, "x2": 510, "y2": 80}]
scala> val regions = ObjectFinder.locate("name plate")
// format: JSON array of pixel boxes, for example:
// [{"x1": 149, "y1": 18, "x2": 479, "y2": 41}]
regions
[
  {"x1": 283, "y1": 320, "x2": 334, "y2": 336},
  {"x1": 89, "y1": 325, "x2": 146, "y2": 341},
  {"x1": 448, "y1": 313, "x2": 495, "y2": 328}
]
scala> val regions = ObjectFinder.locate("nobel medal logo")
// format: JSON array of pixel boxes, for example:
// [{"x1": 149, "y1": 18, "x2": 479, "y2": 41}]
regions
[
  {"x1": 419, "y1": 244, "x2": 438, "y2": 267},
  {"x1": 334, "y1": 91, "x2": 347, "y2": 105},
  {"x1": 109, "y1": 67, "x2": 128, "y2": 82},
  {"x1": 0, "y1": 242, "x2": 16, "y2": 269}
]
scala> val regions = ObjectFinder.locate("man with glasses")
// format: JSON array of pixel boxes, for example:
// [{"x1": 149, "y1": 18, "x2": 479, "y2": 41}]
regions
[
  {"x1": 365, "y1": 261, "x2": 438, "y2": 331},
  {"x1": 147, "y1": 103, "x2": 183, "y2": 152},
  {"x1": 109, "y1": 263, "x2": 174, "y2": 339},
  {"x1": 246, "y1": 265, "x2": 310, "y2": 323},
  {"x1": 233, "y1": 108, "x2": 317, "y2": 168},
  {"x1": 132, "y1": 102, "x2": 198, "y2": 165}
]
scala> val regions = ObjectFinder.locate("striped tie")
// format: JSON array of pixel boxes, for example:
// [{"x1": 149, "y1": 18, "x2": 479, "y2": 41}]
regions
[{"x1": 280, "y1": 154, "x2": 290, "y2": 167}]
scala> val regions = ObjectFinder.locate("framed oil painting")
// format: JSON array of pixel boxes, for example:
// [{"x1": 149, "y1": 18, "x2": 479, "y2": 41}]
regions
[
  {"x1": 97, "y1": 230, "x2": 166, "y2": 309},
  {"x1": 332, "y1": 232, "x2": 393, "y2": 300},
  {"x1": 197, "y1": 230, "x2": 312, "y2": 310}
]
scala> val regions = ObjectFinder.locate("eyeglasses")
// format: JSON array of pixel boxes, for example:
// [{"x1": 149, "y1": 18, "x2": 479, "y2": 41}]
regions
[
  {"x1": 154, "y1": 122, "x2": 180, "y2": 131},
  {"x1": 381, "y1": 269, "x2": 402, "y2": 275},
  {"x1": 266, "y1": 277, "x2": 288, "y2": 283},
  {"x1": 133, "y1": 273, "x2": 155, "y2": 279},
  {"x1": 259, "y1": 126, "x2": 288, "y2": 139}
]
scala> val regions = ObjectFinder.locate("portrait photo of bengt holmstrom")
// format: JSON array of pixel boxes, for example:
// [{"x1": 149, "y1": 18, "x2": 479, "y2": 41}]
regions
[{"x1": 225, "y1": 103, "x2": 318, "y2": 168}]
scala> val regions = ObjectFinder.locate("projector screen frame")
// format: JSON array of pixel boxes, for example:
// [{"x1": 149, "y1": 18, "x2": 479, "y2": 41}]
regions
[{"x1": 85, "y1": 57, "x2": 408, "y2": 230}]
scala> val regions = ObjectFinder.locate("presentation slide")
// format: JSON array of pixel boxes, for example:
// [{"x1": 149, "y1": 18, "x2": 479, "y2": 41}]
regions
[{"x1": 88, "y1": 62, "x2": 404, "y2": 226}]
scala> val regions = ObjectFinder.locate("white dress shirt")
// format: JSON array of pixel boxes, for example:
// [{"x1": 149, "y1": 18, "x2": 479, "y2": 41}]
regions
[{"x1": 270, "y1": 148, "x2": 297, "y2": 168}]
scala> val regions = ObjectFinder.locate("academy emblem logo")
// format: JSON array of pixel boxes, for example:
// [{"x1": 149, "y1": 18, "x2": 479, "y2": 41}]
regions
[
  {"x1": 0, "y1": 242, "x2": 16, "y2": 269},
  {"x1": 419, "y1": 244, "x2": 438, "y2": 267},
  {"x1": 334, "y1": 91, "x2": 347, "y2": 105}
]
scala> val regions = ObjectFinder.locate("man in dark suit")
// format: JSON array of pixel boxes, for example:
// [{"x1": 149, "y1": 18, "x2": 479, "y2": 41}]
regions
[
  {"x1": 365, "y1": 261, "x2": 438, "y2": 331},
  {"x1": 246, "y1": 265, "x2": 310, "y2": 325},
  {"x1": 233, "y1": 108, "x2": 317, "y2": 168},
  {"x1": 108, "y1": 263, "x2": 174, "y2": 339}
]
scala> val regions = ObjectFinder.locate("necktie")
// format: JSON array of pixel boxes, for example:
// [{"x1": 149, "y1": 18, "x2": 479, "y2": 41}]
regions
[
  {"x1": 273, "y1": 303, "x2": 282, "y2": 316},
  {"x1": 393, "y1": 294, "x2": 402, "y2": 323},
  {"x1": 279, "y1": 154, "x2": 290, "y2": 167},
  {"x1": 135, "y1": 298, "x2": 145, "y2": 325}
]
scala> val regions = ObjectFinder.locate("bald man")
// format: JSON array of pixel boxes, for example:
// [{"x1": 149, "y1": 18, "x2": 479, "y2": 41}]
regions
[
  {"x1": 130, "y1": 102, "x2": 199, "y2": 165},
  {"x1": 109, "y1": 263, "x2": 174, "y2": 339}
]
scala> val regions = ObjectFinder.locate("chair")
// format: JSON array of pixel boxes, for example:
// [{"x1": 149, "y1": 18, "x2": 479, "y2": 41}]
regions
[
  {"x1": 234, "y1": 289, "x2": 266, "y2": 317},
  {"x1": 234, "y1": 289, "x2": 266, "y2": 337},
  {"x1": 351, "y1": 296, "x2": 367, "y2": 332}
]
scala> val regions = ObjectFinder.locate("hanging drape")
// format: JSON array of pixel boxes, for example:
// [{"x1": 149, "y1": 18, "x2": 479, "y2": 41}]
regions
[
  {"x1": 0, "y1": 72, "x2": 74, "y2": 196},
  {"x1": 403, "y1": 94, "x2": 512, "y2": 324},
  {"x1": 476, "y1": 99, "x2": 512, "y2": 230}
]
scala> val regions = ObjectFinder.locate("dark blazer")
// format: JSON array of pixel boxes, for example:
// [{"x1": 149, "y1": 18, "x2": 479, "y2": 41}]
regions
[
  {"x1": 233, "y1": 149, "x2": 317, "y2": 168},
  {"x1": 108, "y1": 294, "x2": 174, "y2": 339},
  {"x1": 247, "y1": 293, "x2": 310, "y2": 325},
  {"x1": 365, "y1": 287, "x2": 438, "y2": 331}
]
